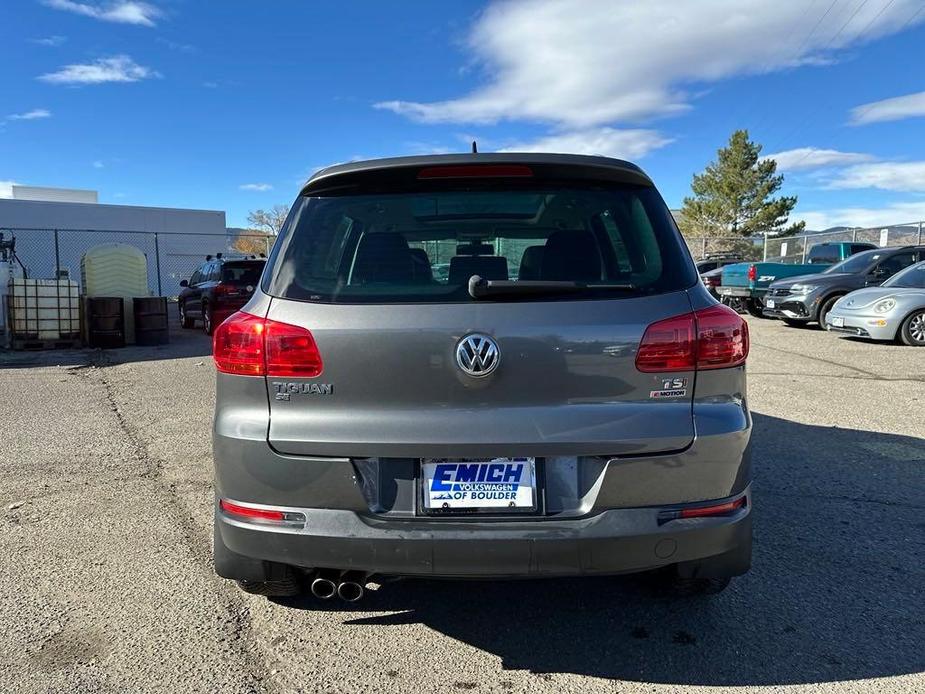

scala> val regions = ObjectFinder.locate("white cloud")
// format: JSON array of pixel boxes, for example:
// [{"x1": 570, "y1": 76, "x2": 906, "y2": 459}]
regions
[
  {"x1": 765, "y1": 147, "x2": 876, "y2": 171},
  {"x1": 92, "y1": 160, "x2": 104, "y2": 169},
  {"x1": 239, "y1": 183, "x2": 273, "y2": 192},
  {"x1": 0, "y1": 181, "x2": 21, "y2": 199},
  {"x1": 499, "y1": 127, "x2": 672, "y2": 159},
  {"x1": 31, "y1": 35, "x2": 67, "y2": 46},
  {"x1": 850, "y1": 90, "x2": 925, "y2": 125},
  {"x1": 43, "y1": 0, "x2": 162, "y2": 27},
  {"x1": 7, "y1": 109, "x2": 52, "y2": 121},
  {"x1": 375, "y1": 0, "x2": 924, "y2": 128},
  {"x1": 38, "y1": 55, "x2": 159, "y2": 85},
  {"x1": 827, "y1": 161, "x2": 925, "y2": 193},
  {"x1": 795, "y1": 203, "x2": 925, "y2": 230}
]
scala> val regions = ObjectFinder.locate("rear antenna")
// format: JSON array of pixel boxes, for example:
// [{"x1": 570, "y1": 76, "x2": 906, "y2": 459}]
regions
[{"x1": 471, "y1": 140, "x2": 478, "y2": 154}]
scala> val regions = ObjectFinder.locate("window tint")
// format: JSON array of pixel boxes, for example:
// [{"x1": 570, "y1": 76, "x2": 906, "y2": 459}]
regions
[
  {"x1": 265, "y1": 185, "x2": 695, "y2": 303},
  {"x1": 884, "y1": 261, "x2": 925, "y2": 288},
  {"x1": 823, "y1": 250, "x2": 880, "y2": 274},
  {"x1": 807, "y1": 245, "x2": 840, "y2": 264},
  {"x1": 221, "y1": 261, "x2": 264, "y2": 284},
  {"x1": 874, "y1": 252, "x2": 917, "y2": 278}
]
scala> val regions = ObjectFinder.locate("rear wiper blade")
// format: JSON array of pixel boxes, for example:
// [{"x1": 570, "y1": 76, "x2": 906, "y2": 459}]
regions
[{"x1": 468, "y1": 275, "x2": 635, "y2": 299}]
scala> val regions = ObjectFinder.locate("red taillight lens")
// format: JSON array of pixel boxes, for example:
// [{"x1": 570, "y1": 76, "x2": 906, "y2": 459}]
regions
[
  {"x1": 696, "y1": 304, "x2": 748, "y2": 370},
  {"x1": 212, "y1": 311, "x2": 266, "y2": 375},
  {"x1": 265, "y1": 319, "x2": 323, "y2": 377},
  {"x1": 635, "y1": 313, "x2": 696, "y2": 372},
  {"x1": 747, "y1": 264, "x2": 757, "y2": 281},
  {"x1": 212, "y1": 311, "x2": 323, "y2": 377},
  {"x1": 417, "y1": 164, "x2": 534, "y2": 179},
  {"x1": 635, "y1": 305, "x2": 748, "y2": 373}
]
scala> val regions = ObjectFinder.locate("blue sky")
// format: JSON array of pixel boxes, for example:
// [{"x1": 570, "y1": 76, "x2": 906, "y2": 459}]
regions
[{"x1": 2, "y1": 0, "x2": 925, "y2": 230}]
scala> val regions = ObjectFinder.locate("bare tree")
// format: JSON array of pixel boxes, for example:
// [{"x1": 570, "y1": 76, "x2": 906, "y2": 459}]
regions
[
  {"x1": 231, "y1": 231, "x2": 271, "y2": 256},
  {"x1": 246, "y1": 205, "x2": 289, "y2": 235}
]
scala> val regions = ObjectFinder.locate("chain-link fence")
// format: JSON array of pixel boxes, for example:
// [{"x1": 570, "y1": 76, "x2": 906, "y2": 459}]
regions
[
  {"x1": 762, "y1": 223, "x2": 924, "y2": 263},
  {"x1": 4, "y1": 228, "x2": 275, "y2": 297},
  {"x1": 685, "y1": 222, "x2": 925, "y2": 263}
]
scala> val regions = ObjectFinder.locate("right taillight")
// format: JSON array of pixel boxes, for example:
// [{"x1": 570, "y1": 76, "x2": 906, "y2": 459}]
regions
[
  {"x1": 746, "y1": 264, "x2": 757, "y2": 281},
  {"x1": 635, "y1": 304, "x2": 748, "y2": 373},
  {"x1": 213, "y1": 311, "x2": 323, "y2": 377}
]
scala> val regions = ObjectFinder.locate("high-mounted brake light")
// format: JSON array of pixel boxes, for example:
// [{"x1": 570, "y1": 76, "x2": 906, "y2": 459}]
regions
[
  {"x1": 635, "y1": 304, "x2": 748, "y2": 373},
  {"x1": 417, "y1": 164, "x2": 534, "y2": 179},
  {"x1": 212, "y1": 311, "x2": 323, "y2": 377}
]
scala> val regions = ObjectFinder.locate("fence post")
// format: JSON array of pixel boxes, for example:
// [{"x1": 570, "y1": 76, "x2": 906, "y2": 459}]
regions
[
  {"x1": 700, "y1": 238, "x2": 706, "y2": 259},
  {"x1": 800, "y1": 235, "x2": 807, "y2": 264},
  {"x1": 762, "y1": 234, "x2": 768, "y2": 261},
  {"x1": 154, "y1": 232, "x2": 163, "y2": 296},
  {"x1": 54, "y1": 229, "x2": 60, "y2": 277},
  {"x1": 852, "y1": 228, "x2": 858, "y2": 242},
  {"x1": 919, "y1": 221, "x2": 923, "y2": 246}
]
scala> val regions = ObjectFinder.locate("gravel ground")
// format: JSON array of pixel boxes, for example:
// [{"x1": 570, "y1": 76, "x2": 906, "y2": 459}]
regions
[{"x1": 1, "y1": 315, "x2": 922, "y2": 693}]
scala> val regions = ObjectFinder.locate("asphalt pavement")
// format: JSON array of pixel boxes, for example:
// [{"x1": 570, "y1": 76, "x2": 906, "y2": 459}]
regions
[{"x1": 1, "y1": 315, "x2": 923, "y2": 694}]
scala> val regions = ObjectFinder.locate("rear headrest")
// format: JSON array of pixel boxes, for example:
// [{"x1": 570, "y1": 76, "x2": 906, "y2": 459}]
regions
[
  {"x1": 351, "y1": 232, "x2": 414, "y2": 284},
  {"x1": 518, "y1": 245, "x2": 544, "y2": 281},
  {"x1": 541, "y1": 229, "x2": 602, "y2": 282},
  {"x1": 409, "y1": 248, "x2": 433, "y2": 282},
  {"x1": 456, "y1": 242, "x2": 494, "y2": 256},
  {"x1": 449, "y1": 255, "x2": 508, "y2": 285}
]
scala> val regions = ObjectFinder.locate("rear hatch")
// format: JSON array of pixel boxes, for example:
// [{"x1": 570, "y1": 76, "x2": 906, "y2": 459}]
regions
[{"x1": 256, "y1": 157, "x2": 701, "y2": 458}]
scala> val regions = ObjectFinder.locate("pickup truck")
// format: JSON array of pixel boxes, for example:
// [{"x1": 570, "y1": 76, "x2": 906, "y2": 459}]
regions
[{"x1": 717, "y1": 241, "x2": 876, "y2": 317}]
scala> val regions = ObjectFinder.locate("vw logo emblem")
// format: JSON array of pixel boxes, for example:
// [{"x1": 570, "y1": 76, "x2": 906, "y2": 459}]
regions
[{"x1": 456, "y1": 333, "x2": 500, "y2": 378}]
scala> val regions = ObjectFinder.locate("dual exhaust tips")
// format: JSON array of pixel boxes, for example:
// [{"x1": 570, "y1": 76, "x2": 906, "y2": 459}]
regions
[{"x1": 310, "y1": 571, "x2": 365, "y2": 602}]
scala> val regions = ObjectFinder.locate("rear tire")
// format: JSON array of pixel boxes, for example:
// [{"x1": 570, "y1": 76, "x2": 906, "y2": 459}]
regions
[
  {"x1": 899, "y1": 310, "x2": 925, "y2": 346},
  {"x1": 179, "y1": 302, "x2": 194, "y2": 329},
  {"x1": 237, "y1": 571, "x2": 303, "y2": 597},
  {"x1": 203, "y1": 303, "x2": 214, "y2": 336},
  {"x1": 745, "y1": 299, "x2": 769, "y2": 319}
]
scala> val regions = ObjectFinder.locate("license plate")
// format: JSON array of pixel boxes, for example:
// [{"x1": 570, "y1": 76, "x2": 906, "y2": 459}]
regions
[
  {"x1": 830, "y1": 316, "x2": 845, "y2": 327},
  {"x1": 765, "y1": 299, "x2": 775, "y2": 308},
  {"x1": 421, "y1": 458, "x2": 536, "y2": 513}
]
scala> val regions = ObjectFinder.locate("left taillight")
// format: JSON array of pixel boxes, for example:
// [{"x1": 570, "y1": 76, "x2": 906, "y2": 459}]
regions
[{"x1": 212, "y1": 311, "x2": 323, "y2": 377}]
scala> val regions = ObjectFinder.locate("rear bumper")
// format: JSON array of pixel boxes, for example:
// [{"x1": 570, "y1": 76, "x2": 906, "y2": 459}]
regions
[
  {"x1": 215, "y1": 487, "x2": 752, "y2": 578},
  {"x1": 717, "y1": 286, "x2": 755, "y2": 298}
]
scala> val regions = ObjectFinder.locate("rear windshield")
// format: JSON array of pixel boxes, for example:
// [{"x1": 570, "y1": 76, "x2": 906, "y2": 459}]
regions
[
  {"x1": 221, "y1": 261, "x2": 264, "y2": 284},
  {"x1": 807, "y1": 245, "x2": 841, "y2": 264},
  {"x1": 264, "y1": 184, "x2": 696, "y2": 303}
]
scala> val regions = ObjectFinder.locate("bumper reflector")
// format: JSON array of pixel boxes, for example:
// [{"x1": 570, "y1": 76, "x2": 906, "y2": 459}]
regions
[
  {"x1": 659, "y1": 496, "x2": 747, "y2": 524},
  {"x1": 219, "y1": 499, "x2": 306, "y2": 527}
]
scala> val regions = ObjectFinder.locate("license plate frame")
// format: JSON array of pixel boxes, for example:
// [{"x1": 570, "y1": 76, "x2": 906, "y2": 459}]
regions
[
  {"x1": 765, "y1": 299, "x2": 776, "y2": 308},
  {"x1": 418, "y1": 458, "x2": 541, "y2": 516},
  {"x1": 830, "y1": 315, "x2": 845, "y2": 328}
]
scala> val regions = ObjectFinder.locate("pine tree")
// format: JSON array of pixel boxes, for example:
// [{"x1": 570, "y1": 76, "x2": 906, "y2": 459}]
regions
[{"x1": 680, "y1": 130, "x2": 804, "y2": 238}]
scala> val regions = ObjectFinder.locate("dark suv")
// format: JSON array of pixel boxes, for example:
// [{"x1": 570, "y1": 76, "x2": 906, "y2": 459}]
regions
[
  {"x1": 764, "y1": 246, "x2": 925, "y2": 327},
  {"x1": 178, "y1": 255, "x2": 266, "y2": 334},
  {"x1": 211, "y1": 154, "x2": 752, "y2": 602}
]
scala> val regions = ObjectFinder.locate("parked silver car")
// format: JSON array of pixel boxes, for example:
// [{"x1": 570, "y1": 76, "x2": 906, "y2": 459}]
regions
[{"x1": 825, "y1": 260, "x2": 925, "y2": 345}]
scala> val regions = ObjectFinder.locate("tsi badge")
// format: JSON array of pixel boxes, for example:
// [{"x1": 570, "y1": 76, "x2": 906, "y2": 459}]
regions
[
  {"x1": 272, "y1": 381, "x2": 333, "y2": 401},
  {"x1": 650, "y1": 377, "x2": 688, "y2": 399}
]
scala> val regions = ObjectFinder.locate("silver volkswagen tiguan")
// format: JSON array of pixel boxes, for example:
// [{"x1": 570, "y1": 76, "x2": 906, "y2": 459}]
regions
[{"x1": 212, "y1": 154, "x2": 752, "y2": 601}]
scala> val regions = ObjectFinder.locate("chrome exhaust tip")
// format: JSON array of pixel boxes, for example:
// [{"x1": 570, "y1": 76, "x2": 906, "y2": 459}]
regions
[
  {"x1": 336, "y1": 580, "x2": 364, "y2": 603},
  {"x1": 310, "y1": 576, "x2": 336, "y2": 600}
]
